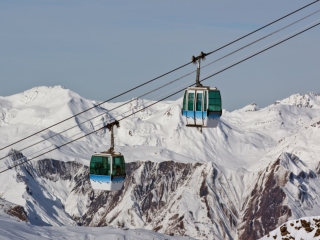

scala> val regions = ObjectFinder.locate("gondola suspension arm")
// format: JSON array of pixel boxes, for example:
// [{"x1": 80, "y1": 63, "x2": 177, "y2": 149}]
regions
[
  {"x1": 105, "y1": 120, "x2": 120, "y2": 154},
  {"x1": 192, "y1": 52, "x2": 207, "y2": 87}
]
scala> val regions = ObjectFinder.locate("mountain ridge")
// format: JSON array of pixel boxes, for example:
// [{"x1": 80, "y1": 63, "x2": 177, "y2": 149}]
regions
[{"x1": 0, "y1": 86, "x2": 320, "y2": 239}]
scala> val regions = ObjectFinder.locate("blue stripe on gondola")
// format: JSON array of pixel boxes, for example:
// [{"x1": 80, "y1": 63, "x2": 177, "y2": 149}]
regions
[
  {"x1": 112, "y1": 176, "x2": 125, "y2": 182},
  {"x1": 195, "y1": 111, "x2": 206, "y2": 119},
  {"x1": 186, "y1": 111, "x2": 194, "y2": 118},
  {"x1": 208, "y1": 113, "x2": 221, "y2": 118},
  {"x1": 183, "y1": 111, "x2": 207, "y2": 119},
  {"x1": 90, "y1": 175, "x2": 125, "y2": 183},
  {"x1": 182, "y1": 110, "x2": 193, "y2": 118},
  {"x1": 182, "y1": 110, "x2": 187, "y2": 117},
  {"x1": 90, "y1": 174, "x2": 111, "y2": 183},
  {"x1": 183, "y1": 111, "x2": 221, "y2": 119}
]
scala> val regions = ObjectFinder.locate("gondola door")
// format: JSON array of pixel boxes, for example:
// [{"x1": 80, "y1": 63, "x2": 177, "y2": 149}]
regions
[
  {"x1": 90, "y1": 154, "x2": 112, "y2": 191},
  {"x1": 186, "y1": 90, "x2": 196, "y2": 126},
  {"x1": 195, "y1": 90, "x2": 204, "y2": 126}
]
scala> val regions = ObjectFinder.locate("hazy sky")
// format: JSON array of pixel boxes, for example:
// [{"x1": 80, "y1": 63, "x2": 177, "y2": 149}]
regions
[{"x1": 1, "y1": 0, "x2": 319, "y2": 111}]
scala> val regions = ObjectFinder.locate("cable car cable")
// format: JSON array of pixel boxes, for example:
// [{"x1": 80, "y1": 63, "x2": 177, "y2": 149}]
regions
[
  {"x1": 205, "y1": 0, "x2": 320, "y2": 56},
  {"x1": 9, "y1": 17, "x2": 320, "y2": 165},
  {"x1": 0, "y1": 77, "x2": 197, "y2": 166},
  {"x1": 1, "y1": 0, "x2": 318, "y2": 153},
  {"x1": 1, "y1": 21, "x2": 318, "y2": 174},
  {"x1": 2, "y1": 12, "x2": 318, "y2": 162},
  {"x1": 2, "y1": 17, "x2": 319, "y2": 162},
  {"x1": 0, "y1": 62, "x2": 192, "y2": 152},
  {"x1": 120, "y1": 22, "x2": 320, "y2": 122},
  {"x1": 0, "y1": 70, "x2": 197, "y2": 162},
  {"x1": 199, "y1": 22, "x2": 320, "y2": 86},
  {"x1": 202, "y1": 9, "x2": 320, "y2": 69}
]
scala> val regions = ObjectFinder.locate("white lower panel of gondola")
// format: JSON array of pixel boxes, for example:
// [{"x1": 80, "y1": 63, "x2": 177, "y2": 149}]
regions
[
  {"x1": 195, "y1": 111, "x2": 204, "y2": 126},
  {"x1": 90, "y1": 175, "x2": 125, "y2": 191},
  {"x1": 205, "y1": 117, "x2": 219, "y2": 128}
]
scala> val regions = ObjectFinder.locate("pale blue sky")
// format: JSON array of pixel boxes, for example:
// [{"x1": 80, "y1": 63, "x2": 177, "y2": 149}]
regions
[{"x1": 1, "y1": 0, "x2": 319, "y2": 110}]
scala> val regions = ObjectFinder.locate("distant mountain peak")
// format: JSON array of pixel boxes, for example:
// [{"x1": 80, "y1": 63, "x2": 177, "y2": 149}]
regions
[
  {"x1": 15, "y1": 85, "x2": 80, "y2": 106},
  {"x1": 275, "y1": 92, "x2": 320, "y2": 109},
  {"x1": 237, "y1": 102, "x2": 260, "y2": 112}
]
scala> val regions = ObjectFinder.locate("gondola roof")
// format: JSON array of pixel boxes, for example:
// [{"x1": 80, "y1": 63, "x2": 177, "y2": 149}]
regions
[
  {"x1": 92, "y1": 152, "x2": 123, "y2": 157},
  {"x1": 186, "y1": 86, "x2": 218, "y2": 91}
]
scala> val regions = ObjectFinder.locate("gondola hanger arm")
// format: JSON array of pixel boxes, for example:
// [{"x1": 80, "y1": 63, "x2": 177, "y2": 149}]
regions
[
  {"x1": 191, "y1": 51, "x2": 207, "y2": 64},
  {"x1": 104, "y1": 120, "x2": 120, "y2": 154}
]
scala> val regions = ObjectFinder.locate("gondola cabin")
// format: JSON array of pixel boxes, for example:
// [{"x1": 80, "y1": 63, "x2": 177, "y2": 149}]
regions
[
  {"x1": 89, "y1": 152, "x2": 126, "y2": 191},
  {"x1": 182, "y1": 87, "x2": 222, "y2": 128}
]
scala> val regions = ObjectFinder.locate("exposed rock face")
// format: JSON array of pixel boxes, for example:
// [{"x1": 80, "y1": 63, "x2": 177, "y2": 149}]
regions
[
  {"x1": 0, "y1": 198, "x2": 28, "y2": 222},
  {"x1": 6, "y1": 150, "x2": 320, "y2": 240},
  {"x1": 260, "y1": 216, "x2": 320, "y2": 240},
  {"x1": 238, "y1": 158, "x2": 292, "y2": 240},
  {"x1": 82, "y1": 161, "x2": 239, "y2": 239},
  {"x1": 238, "y1": 152, "x2": 320, "y2": 240},
  {"x1": 34, "y1": 159, "x2": 84, "y2": 181},
  {"x1": 279, "y1": 153, "x2": 320, "y2": 220},
  {"x1": 2, "y1": 86, "x2": 320, "y2": 239},
  {"x1": 9, "y1": 151, "x2": 239, "y2": 239}
]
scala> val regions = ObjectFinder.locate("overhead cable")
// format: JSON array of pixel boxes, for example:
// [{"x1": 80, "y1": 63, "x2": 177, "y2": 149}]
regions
[
  {"x1": 1, "y1": 21, "x2": 318, "y2": 174},
  {"x1": 203, "y1": 9, "x2": 320, "y2": 68},
  {"x1": 0, "y1": 61, "x2": 192, "y2": 152},
  {"x1": 205, "y1": 0, "x2": 320, "y2": 56},
  {"x1": 1, "y1": 0, "x2": 318, "y2": 152},
  {"x1": 2, "y1": 9, "x2": 319, "y2": 161}
]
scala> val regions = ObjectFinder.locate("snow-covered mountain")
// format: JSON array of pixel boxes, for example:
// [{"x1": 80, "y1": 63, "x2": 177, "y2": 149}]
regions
[{"x1": 0, "y1": 86, "x2": 320, "y2": 240}]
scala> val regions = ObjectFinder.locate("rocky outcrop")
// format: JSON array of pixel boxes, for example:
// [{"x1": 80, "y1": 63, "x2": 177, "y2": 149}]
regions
[
  {"x1": 238, "y1": 158, "x2": 292, "y2": 240},
  {"x1": 7, "y1": 150, "x2": 320, "y2": 239},
  {"x1": 10, "y1": 153, "x2": 240, "y2": 239},
  {"x1": 0, "y1": 198, "x2": 28, "y2": 222},
  {"x1": 238, "y1": 152, "x2": 320, "y2": 240},
  {"x1": 81, "y1": 161, "x2": 239, "y2": 239},
  {"x1": 260, "y1": 216, "x2": 320, "y2": 240}
]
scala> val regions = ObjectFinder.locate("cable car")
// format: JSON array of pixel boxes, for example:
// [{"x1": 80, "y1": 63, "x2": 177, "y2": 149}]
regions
[
  {"x1": 182, "y1": 87, "x2": 222, "y2": 128},
  {"x1": 89, "y1": 152, "x2": 126, "y2": 191},
  {"x1": 89, "y1": 121, "x2": 126, "y2": 191},
  {"x1": 181, "y1": 52, "x2": 222, "y2": 128}
]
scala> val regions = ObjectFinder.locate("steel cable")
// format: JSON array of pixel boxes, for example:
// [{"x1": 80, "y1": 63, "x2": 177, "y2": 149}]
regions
[
  {"x1": 205, "y1": 0, "x2": 320, "y2": 56},
  {"x1": 1, "y1": 0, "x2": 318, "y2": 152},
  {"x1": 1, "y1": 21, "x2": 318, "y2": 174},
  {"x1": 1, "y1": 10, "x2": 319, "y2": 161}
]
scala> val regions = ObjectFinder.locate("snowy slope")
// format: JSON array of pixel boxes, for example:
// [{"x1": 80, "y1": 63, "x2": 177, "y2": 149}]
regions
[
  {"x1": 0, "y1": 214, "x2": 195, "y2": 240},
  {"x1": 0, "y1": 86, "x2": 320, "y2": 239},
  {"x1": 1, "y1": 87, "x2": 319, "y2": 169}
]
